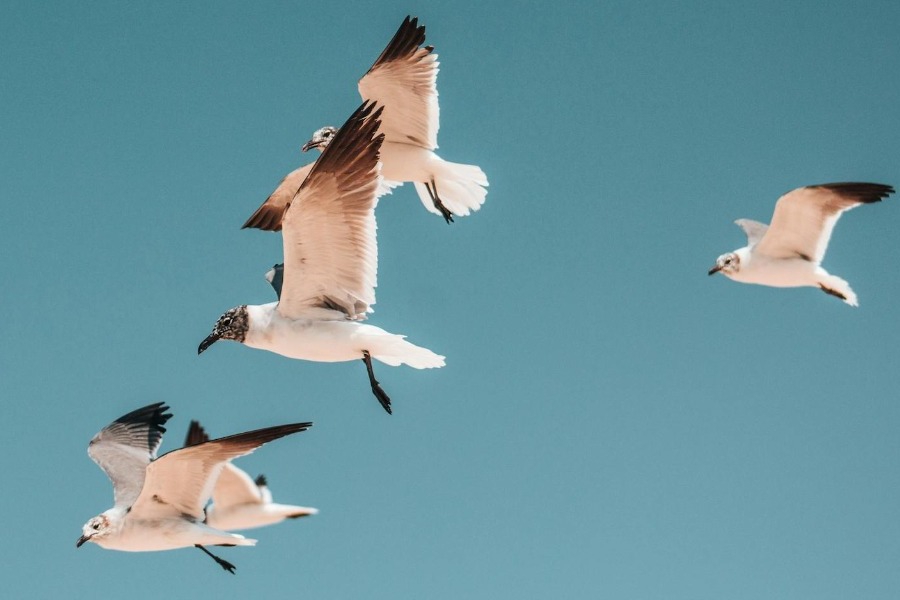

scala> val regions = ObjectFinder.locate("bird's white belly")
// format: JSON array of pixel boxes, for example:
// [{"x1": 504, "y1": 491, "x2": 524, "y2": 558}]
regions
[
  {"x1": 380, "y1": 142, "x2": 434, "y2": 182},
  {"x1": 246, "y1": 318, "x2": 371, "y2": 363},
  {"x1": 97, "y1": 519, "x2": 197, "y2": 552},
  {"x1": 730, "y1": 257, "x2": 819, "y2": 288}
]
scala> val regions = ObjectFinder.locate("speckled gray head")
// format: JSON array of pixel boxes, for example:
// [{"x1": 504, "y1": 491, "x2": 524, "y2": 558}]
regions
[
  {"x1": 708, "y1": 252, "x2": 741, "y2": 276},
  {"x1": 198, "y1": 305, "x2": 249, "y2": 354},
  {"x1": 301, "y1": 126, "x2": 337, "y2": 153}
]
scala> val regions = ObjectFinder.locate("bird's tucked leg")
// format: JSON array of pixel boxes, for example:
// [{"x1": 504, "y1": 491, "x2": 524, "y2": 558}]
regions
[
  {"x1": 425, "y1": 179, "x2": 454, "y2": 224},
  {"x1": 195, "y1": 544, "x2": 237, "y2": 574},
  {"x1": 818, "y1": 284, "x2": 847, "y2": 301},
  {"x1": 362, "y1": 350, "x2": 392, "y2": 414}
]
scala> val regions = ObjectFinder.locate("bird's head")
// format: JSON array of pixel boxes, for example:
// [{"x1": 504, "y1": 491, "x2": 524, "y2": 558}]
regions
[
  {"x1": 76, "y1": 514, "x2": 113, "y2": 548},
  {"x1": 301, "y1": 126, "x2": 337, "y2": 153},
  {"x1": 198, "y1": 305, "x2": 249, "y2": 354},
  {"x1": 708, "y1": 251, "x2": 741, "y2": 276}
]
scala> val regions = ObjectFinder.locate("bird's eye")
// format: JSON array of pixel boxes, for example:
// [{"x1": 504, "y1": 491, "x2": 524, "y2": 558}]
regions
[{"x1": 92, "y1": 523, "x2": 100, "y2": 530}]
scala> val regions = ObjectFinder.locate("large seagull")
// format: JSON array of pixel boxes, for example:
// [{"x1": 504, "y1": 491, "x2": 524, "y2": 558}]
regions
[
  {"x1": 76, "y1": 403, "x2": 312, "y2": 573},
  {"x1": 200, "y1": 101, "x2": 445, "y2": 414},
  {"x1": 243, "y1": 16, "x2": 487, "y2": 230}
]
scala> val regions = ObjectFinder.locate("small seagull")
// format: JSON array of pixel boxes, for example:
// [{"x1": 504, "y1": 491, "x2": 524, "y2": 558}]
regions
[
  {"x1": 243, "y1": 16, "x2": 488, "y2": 230},
  {"x1": 709, "y1": 182, "x2": 894, "y2": 306},
  {"x1": 77, "y1": 402, "x2": 312, "y2": 574},
  {"x1": 265, "y1": 263, "x2": 284, "y2": 299},
  {"x1": 200, "y1": 101, "x2": 445, "y2": 414},
  {"x1": 183, "y1": 420, "x2": 318, "y2": 531}
]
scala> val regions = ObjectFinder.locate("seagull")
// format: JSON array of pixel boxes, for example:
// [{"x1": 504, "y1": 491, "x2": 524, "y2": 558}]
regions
[
  {"x1": 77, "y1": 402, "x2": 312, "y2": 574},
  {"x1": 709, "y1": 182, "x2": 894, "y2": 306},
  {"x1": 200, "y1": 101, "x2": 445, "y2": 415},
  {"x1": 242, "y1": 15, "x2": 488, "y2": 230},
  {"x1": 183, "y1": 420, "x2": 318, "y2": 531}
]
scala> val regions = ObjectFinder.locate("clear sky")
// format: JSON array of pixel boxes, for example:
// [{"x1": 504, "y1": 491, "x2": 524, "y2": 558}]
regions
[{"x1": 2, "y1": 1, "x2": 899, "y2": 598}]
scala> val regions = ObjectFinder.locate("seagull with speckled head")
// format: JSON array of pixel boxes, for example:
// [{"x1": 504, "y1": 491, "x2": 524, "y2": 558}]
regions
[{"x1": 200, "y1": 101, "x2": 445, "y2": 415}]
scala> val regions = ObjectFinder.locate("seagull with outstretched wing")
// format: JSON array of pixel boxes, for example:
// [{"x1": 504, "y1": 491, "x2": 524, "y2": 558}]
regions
[
  {"x1": 709, "y1": 182, "x2": 894, "y2": 306},
  {"x1": 77, "y1": 402, "x2": 312, "y2": 574},
  {"x1": 200, "y1": 101, "x2": 445, "y2": 415}
]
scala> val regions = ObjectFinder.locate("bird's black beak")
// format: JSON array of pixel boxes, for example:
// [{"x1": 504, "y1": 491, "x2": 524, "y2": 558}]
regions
[
  {"x1": 300, "y1": 140, "x2": 318, "y2": 153},
  {"x1": 198, "y1": 333, "x2": 220, "y2": 355},
  {"x1": 76, "y1": 534, "x2": 89, "y2": 548},
  {"x1": 708, "y1": 264, "x2": 723, "y2": 276}
]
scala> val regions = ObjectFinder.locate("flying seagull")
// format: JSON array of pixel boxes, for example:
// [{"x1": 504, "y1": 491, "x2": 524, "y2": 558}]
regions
[
  {"x1": 200, "y1": 101, "x2": 445, "y2": 414},
  {"x1": 184, "y1": 420, "x2": 318, "y2": 531},
  {"x1": 243, "y1": 15, "x2": 488, "y2": 229},
  {"x1": 709, "y1": 182, "x2": 894, "y2": 306},
  {"x1": 76, "y1": 402, "x2": 312, "y2": 574}
]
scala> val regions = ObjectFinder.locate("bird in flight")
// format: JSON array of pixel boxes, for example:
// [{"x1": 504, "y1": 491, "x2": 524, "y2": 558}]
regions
[
  {"x1": 76, "y1": 402, "x2": 312, "y2": 574},
  {"x1": 242, "y1": 15, "x2": 487, "y2": 230},
  {"x1": 200, "y1": 101, "x2": 445, "y2": 414},
  {"x1": 708, "y1": 182, "x2": 894, "y2": 305}
]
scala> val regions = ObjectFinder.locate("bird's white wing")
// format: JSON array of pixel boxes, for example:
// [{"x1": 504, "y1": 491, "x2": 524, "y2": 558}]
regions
[
  {"x1": 131, "y1": 423, "x2": 311, "y2": 520},
  {"x1": 734, "y1": 219, "x2": 769, "y2": 248},
  {"x1": 358, "y1": 16, "x2": 439, "y2": 150},
  {"x1": 87, "y1": 403, "x2": 172, "y2": 510},
  {"x1": 183, "y1": 421, "x2": 263, "y2": 509},
  {"x1": 277, "y1": 101, "x2": 384, "y2": 320},
  {"x1": 754, "y1": 183, "x2": 894, "y2": 262},
  {"x1": 212, "y1": 464, "x2": 263, "y2": 509},
  {"x1": 243, "y1": 162, "x2": 315, "y2": 232}
]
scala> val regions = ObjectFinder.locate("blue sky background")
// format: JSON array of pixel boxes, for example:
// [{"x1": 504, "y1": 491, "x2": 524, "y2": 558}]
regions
[{"x1": 2, "y1": 1, "x2": 899, "y2": 598}]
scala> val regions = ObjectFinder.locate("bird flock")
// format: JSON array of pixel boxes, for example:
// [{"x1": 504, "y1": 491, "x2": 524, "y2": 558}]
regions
[{"x1": 76, "y1": 15, "x2": 893, "y2": 574}]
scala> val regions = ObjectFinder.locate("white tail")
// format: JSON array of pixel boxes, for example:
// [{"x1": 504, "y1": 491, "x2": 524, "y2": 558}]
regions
[
  {"x1": 818, "y1": 273, "x2": 858, "y2": 307},
  {"x1": 414, "y1": 159, "x2": 488, "y2": 218},
  {"x1": 372, "y1": 333, "x2": 445, "y2": 369}
]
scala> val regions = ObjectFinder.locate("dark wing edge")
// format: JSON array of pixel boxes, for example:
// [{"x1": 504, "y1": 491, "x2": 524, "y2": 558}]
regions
[
  {"x1": 242, "y1": 198, "x2": 286, "y2": 232},
  {"x1": 184, "y1": 420, "x2": 211, "y2": 448},
  {"x1": 366, "y1": 16, "x2": 428, "y2": 73},
  {"x1": 99, "y1": 402, "x2": 172, "y2": 457},
  {"x1": 300, "y1": 100, "x2": 384, "y2": 186},
  {"x1": 809, "y1": 182, "x2": 895, "y2": 204}
]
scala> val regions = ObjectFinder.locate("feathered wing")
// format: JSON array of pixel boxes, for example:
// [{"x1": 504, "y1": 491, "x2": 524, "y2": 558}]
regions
[
  {"x1": 754, "y1": 183, "x2": 894, "y2": 262},
  {"x1": 87, "y1": 402, "x2": 172, "y2": 509},
  {"x1": 242, "y1": 163, "x2": 314, "y2": 232},
  {"x1": 131, "y1": 422, "x2": 312, "y2": 520},
  {"x1": 184, "y1": 421, "x2": 264, "y2": 509},
  {"x1": 358, "y1": 16, "x2": 439, "y2": 150},
  {"x1": 277, "y1": 101, "x2": 384, "y2": 320},
  {"x1": 734, "y1": 219, "x2": 769, "y2": 248}
]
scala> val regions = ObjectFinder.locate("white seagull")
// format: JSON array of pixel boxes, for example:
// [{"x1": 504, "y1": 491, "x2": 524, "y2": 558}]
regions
[
  {"x1": 183, "y1": 420, "x2": 318, "y2": 531},
  {"x1": 77, "y1": 402, "x2": 312, "y2": 574},
  {"x1": 242, "y1": 15, "x2": 488, "y2": 229},
  {"x1": 709, "y1": 182, "x2": 894, "y2": 306},
  {"x1": 200, "y1": 101, "x2": 445, "y2": 414}
]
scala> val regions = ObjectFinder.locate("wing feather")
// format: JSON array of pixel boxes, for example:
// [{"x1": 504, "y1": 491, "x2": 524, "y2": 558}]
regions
[
  {"x1": 131, "y1": 422, "x2": 312, "y2": 520},
  {"x1": 358, "y1": 16, "x2": 439, "y2": 150},
  {"x1": 242, "y1": 163, "x2": 314, "y2": 232},
  {"x1": 753, "y1": 182, "x2": 894, "y2": 262},
  {"x1": 87, "y1": 402, "x2": 172, "y2": 509},
  {"x1": 277, "y1": 101, "x2": 384, "y2": 320}
]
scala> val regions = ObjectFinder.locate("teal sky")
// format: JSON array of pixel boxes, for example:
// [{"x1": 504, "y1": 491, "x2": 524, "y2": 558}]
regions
[{"x1": 2, "y1": 1, "x2": 899, "y2": 598}]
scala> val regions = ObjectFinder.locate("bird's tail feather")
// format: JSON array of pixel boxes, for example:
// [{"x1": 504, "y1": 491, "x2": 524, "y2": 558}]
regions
[
  {"x1": 371, "y1": 334, "x2": 445, "y2": 369},
  {"x1": 818, "y1": 274, "x2": 858, "y2": 307},
  {"x1": 414, "y1": 160, "x2": 488, "y2": 218}
]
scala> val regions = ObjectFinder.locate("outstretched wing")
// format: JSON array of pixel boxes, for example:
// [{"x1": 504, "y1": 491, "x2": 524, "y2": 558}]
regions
[
  {"x1": 277, "y1": 101, "x2": 384, "y2": 320},
  {"x1": 242, "y1": 163, "x2": 315, "y2": 232},
  {"x1": 754, "y1": 183, "x2": 894, "y2": 262},
  {"x1": 131, "y1": 422, "x2": 312, "y2": 520},
  {"x1": 734, "y1": 219, "x2": 769, "y2": 248},
  {"x1": 87, "y1": 402, "x2": 172, "y2": 509},
  {"x1": 358, "y1": 16, "x2": 440, "y2": 150}
]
